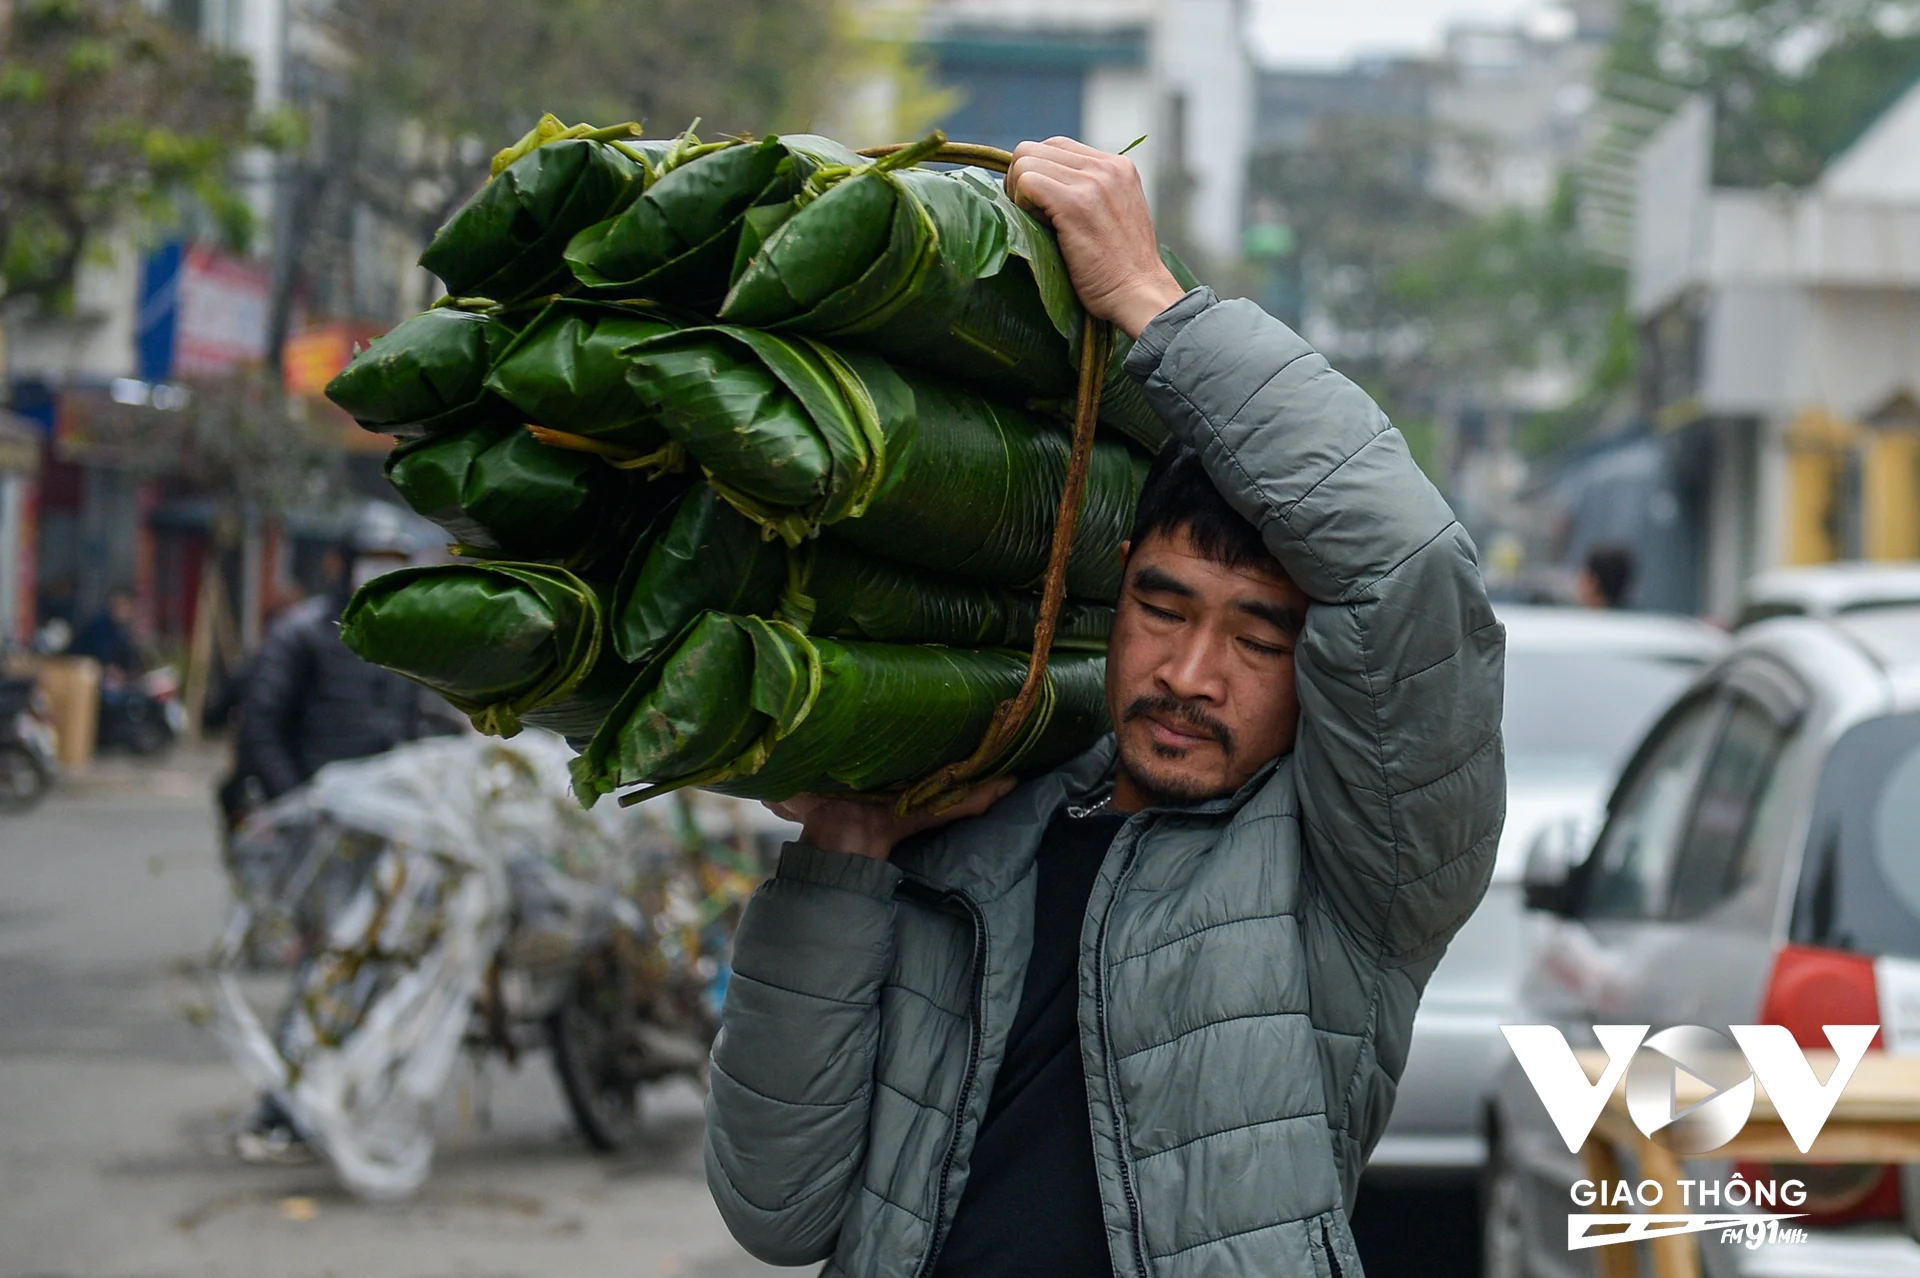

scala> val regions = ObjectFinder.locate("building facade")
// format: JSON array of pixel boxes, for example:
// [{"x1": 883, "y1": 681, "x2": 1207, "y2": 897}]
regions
[{"x1": 1628, "y1": 92, "x2": 1920, "y2": 619}]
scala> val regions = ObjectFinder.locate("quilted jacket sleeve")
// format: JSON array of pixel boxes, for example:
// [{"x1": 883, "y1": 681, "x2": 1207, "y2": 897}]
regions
[
  {"x1": 703, "y1": 840, "x2": 901, "y2": 1265},
  {"x1": 1126, "y1": 289, "x2": 1505, "y2": 966}
]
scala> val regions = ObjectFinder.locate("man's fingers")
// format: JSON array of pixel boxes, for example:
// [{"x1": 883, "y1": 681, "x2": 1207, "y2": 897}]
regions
[
  {"x1": 1040, "y1": 135, "x2": 1113, "y2": 160},
  {"x1": 1005, "y1": 160, "x2": 1086, "y2": 217}
]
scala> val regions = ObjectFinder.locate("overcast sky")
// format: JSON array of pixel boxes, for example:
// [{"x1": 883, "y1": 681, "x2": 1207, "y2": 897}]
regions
[{"x1": 1248, "y1": 0, "x2": 1545, "y2": 67}]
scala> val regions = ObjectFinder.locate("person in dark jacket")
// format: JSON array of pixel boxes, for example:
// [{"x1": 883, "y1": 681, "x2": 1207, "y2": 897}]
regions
[
  {"x1": 69, "y1": 588, "x2": 145, "y2": 678},
  {"x1": 702, "y1": 139, "x2": 1506, "y2": 1278},
  {"x1": 235, "y1": 513, "x2": 456, "y2": 802}
]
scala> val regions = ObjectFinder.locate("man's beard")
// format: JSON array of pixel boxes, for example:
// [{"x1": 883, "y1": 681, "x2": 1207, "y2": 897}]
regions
[{"x1": 1116, "y1": 693, "x2": 1237, "y2": 807}]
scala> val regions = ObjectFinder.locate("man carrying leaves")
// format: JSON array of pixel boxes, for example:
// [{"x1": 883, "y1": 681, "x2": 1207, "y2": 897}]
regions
[{"x1": 702, "y1": 137, "x2": 1506, "y2": 1278}]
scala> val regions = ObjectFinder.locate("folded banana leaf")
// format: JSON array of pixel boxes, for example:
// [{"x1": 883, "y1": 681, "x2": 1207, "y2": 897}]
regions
[
  {"x1": 420, "y1": 118, "x2": 672, "y2": 303},
  {"x1": 716, "y1": 146, "x2": 1198, "y2": 451},
  {"x1": 566, "y1": 133, "x2": 861, "y2": 308},
  {"x1": 325, "y1": 308, "x2": 521, "y2": 438},
  {"x1": 383, "y1": 420, "x2": 666, "y2": 571},
  {"x1": 340, "y1": 563, "x2": 631, "y2": 739},
  {"x1": 626, "y1": 327, "x2": 1147, "y2": 599},
  {"x1": 610, "y1": 483, "x2": 1113, "y2": 665},
  {"x1": 482, "y1": 299, "x2": 688, "y2": 455},
  {"x1": 572, "y1": 611, "x2": 1109, "y2": 804}
]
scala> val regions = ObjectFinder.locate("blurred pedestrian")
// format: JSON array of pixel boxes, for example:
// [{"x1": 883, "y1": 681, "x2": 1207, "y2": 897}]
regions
[
  {"x1": 1577, "y1": 544, "x2": 1636, "y2": 610},
  {"x1": 69, "y1": 587, "x2": 144, "y2": 679},
  {"x1": 231, "y1": 504, "x2": 459, "y2": 811}
]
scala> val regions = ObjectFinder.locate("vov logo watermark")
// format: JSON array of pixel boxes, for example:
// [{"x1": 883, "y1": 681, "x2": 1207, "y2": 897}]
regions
[{"x1": 1501, "y1": 1023, "x2": 1879, "y2": 1252}]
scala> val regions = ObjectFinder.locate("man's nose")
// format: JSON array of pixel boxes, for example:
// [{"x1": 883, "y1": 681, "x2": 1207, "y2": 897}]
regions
[{"x1": 1155, "y1": 628, "x2": 1228, "y2": 704}]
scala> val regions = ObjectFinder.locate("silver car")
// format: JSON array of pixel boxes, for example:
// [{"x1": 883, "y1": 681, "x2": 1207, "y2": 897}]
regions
[
  {"x1": 1368, "y1": 606, "x2": 1726, "y2": 1177},
  {"x1": 1484, "y1": 605, "x2": 1920, "y2": 1278}
]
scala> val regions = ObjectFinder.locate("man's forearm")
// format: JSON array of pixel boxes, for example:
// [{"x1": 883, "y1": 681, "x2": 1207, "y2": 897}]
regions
[
  {"x1": 1126, "y1": 290, "x2": 1506, "y2": 964},
  {"x1": 705, "y1": 842, "x2": 898, "y2": 1264}
]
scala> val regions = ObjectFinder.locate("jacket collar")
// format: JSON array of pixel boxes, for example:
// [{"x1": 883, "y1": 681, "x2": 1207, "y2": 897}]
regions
[{"x1": 898, "y1": 737, "x2": 1285, "y2": 903}]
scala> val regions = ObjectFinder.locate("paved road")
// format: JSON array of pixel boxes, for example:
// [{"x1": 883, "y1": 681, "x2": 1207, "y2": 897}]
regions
[
  {"x1": 0, "y1": 759, "x2": 783, "y2": 1278},
  {"x1": 0, "y1": 751, "x2": 1481, "y2": 1278}
]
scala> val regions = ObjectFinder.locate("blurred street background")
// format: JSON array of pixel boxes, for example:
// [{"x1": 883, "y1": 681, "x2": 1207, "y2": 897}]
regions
[
  {"x1": 5, "y1": 0, "x2": 1920, "y2": 1275},
  {"x1": 1, "y1": 745, "x2": 785, "y2": 1278}
]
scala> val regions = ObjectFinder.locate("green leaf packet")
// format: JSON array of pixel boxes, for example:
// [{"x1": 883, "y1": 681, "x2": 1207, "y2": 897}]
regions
[
  {"x1": 383, "y1": 419, "x2": 672, "y2": 573},
  {"x1": 419, "y1": 117, "x2": 673, "y2": 304},
  {"x1": 714, "y1": 143, "x2": 1200, "y2": 452},
  {"x1": 625, "y1": 326, "x2": 1148, "y2": 600},
  {"x1": 482, "y1": 298, "x2": 688, "y2": 460},
  {"x1": 609, "y1": 483, "x2": 1113, "y2": 667},
  {"x1": 567, "y1": 132, "x2": 863, "y2": 308},
  {"x1": 324, "y1": 308, "x2": 522, "y2": 438},
  {"x1": 571, "y1": 611, "x2": 1109, "y2": 805},
  {"x1": 340, "y1": 563, "x2": 633, "y2": 739}
]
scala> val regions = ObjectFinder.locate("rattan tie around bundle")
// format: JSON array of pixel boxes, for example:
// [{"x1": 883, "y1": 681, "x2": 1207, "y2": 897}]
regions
[{"x1": 856, "y1": 139, "x2": 1112, "y2": 815}]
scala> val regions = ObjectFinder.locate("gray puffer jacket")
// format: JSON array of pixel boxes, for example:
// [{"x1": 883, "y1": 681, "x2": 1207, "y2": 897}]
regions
[{"x1": 704, "y1": 290, "x2": 1507, "y2": 1277}]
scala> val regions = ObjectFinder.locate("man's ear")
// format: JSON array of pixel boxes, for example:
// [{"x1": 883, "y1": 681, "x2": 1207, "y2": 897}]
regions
[{"x1": 1118, "y1": 540, "x2": 1131, "y2": 572}]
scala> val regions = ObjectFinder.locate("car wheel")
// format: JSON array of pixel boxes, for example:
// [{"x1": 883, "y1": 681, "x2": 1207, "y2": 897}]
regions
[{"x1": 1482, "y1": 1135, "x2": 1532, "y2": 1278}]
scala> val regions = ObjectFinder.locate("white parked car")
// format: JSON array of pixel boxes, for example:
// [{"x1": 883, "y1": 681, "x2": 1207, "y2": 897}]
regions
[{"x1": 1738, "y1": 562, "x2": 1920, "y2": 629}]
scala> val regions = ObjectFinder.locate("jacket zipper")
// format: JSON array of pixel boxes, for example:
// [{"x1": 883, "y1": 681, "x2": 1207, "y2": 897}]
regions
[
  {"x1": 1321, "y1": 1222, "x2": 1345, "y2": 1277},
  {"x1": 1094, "y1": 829, "x2": 1153, "y2": 1278},
  {"x1": 912, "y1": 884, "x2": 988, "y2": 1278}
]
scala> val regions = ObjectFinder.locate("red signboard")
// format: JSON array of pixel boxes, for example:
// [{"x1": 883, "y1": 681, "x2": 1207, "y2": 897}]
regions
[{"x1": 174, "y1": 246, "x2": 270, "y2": 378}]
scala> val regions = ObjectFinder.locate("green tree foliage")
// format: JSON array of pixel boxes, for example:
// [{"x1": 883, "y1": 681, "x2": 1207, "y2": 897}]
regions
[
  {"x1": 0, "y1": 0, "x2": 257, "y2": 304},
  {"x1": 327, "y1": 0, "x2": 858, "y2": 149},
  {"x1": 1245, "y1": 116, "x2": 1459, "y2": 426},
  {"x1": 1607, "y1": 0, "x2": 1920, "y2": 186}
]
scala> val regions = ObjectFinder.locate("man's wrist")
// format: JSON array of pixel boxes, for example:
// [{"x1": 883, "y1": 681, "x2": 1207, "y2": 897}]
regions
[{"x1": 1108, "y1": 269, "x2": 1189, "y2": 341}]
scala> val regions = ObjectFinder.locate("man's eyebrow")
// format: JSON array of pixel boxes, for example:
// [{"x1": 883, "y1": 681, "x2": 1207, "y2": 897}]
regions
[
  {"x1": 1130, "y1": 565, "x2": 1195, "y2": 598},
  {"x1": 1238, "y1": 598, "x2": 1306, "y2": 636}
]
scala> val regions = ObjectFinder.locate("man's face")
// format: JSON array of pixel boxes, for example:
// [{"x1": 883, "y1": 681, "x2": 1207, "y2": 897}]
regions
[{"x1": 1104, "y1": 526, "x2": 1308, "y2": 808}]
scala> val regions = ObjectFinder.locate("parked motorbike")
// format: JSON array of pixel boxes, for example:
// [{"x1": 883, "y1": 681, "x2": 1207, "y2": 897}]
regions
[
  {"x1": 97, "y1": 665, "x2": 185, "y2": 755},
  {"x1": 210, "y1": 731, "x2": 759, "y2": 1197},
  {"x1": 0, "y1": 675, "x2": 58, "y2": 812}
]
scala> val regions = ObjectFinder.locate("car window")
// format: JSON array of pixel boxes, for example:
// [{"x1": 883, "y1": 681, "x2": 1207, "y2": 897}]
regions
[
  {"x1": 1581, "y1": 697, "x2": 1721, "y2": 921},
  {"x1": 1502, "y1": 650, "x2": 1706, "y2": 782},
  {"x1": 1666, "y1": 698, "x2": 1791, "y2": 919},
  {"x1": 1791, "y1": 712, "x2": 1920, "y2": 960}
]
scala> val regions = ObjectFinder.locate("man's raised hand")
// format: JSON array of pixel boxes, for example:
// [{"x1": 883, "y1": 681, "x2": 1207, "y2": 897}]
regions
[
  {"x1": 766, "y1": 776, "x2": 1019, "y2": 862},
  {"x1": 1004, "y1": 137, "x2": 1188, "y2": 340}
]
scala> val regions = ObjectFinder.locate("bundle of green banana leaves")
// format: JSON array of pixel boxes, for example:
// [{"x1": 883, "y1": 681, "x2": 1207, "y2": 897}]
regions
[
  {"x1": 483, "y1": 299, "x2": 684, "y2": 454},
  {"x1": 567, "y1": 133, "x2": 861, "y2": 307},
  {"x1": 609, "y1": 484, "x2": 1113, "y2": 667},
  {"x1": 625, "y1": 325, "x2": 1145, "y2": 597},
  {"x1": 419, "y1": 117, "x2": 672, "y2": 304},
  {"x1": 340, "y1": 563, "x2": 631, "y2": 739},
  {"x1": 328, "y1": 118, "x2": 1187, "y2": 805},
  {"x1": 342, "y1": 485, "x2": 1114, "y2": 746},
  {"x1": 565, "y1": 131, "x2": 1194, "y2": 451},
  {"x1": 571, "y1": 612, "x2": 1109, "y2": 804},
  {"x1": 384, "y1": 420, "x2": 671, "y2": 572},
  {"x1": 324, "y1": 308, "x2": 522, "y2": 437}
]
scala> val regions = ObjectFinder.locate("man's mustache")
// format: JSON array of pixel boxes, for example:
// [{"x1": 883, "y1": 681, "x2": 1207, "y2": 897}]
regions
[{"x1": 1123, "y1": 694, "x2": 1234, "y2": 756}]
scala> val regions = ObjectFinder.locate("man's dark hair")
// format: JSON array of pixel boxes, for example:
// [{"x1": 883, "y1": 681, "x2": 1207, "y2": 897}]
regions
[
  {"x1": 1584, "y1": 544, "x2": 1635, "y2": 609},
  {"x1": 1128, "y1": 441, "x2": 1283, "y2": 576}
]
